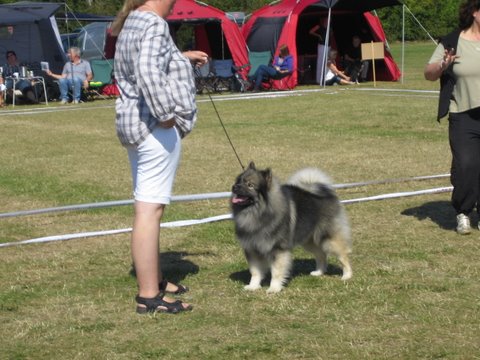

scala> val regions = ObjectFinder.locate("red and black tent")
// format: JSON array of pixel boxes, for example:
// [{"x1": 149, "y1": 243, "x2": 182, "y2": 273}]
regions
[
  {"x1": 242, "y1": 0, "x2": 402, "y2": 89},
  {"x1": 167, "y1": 0, "x2": 248, "y2": 69}
]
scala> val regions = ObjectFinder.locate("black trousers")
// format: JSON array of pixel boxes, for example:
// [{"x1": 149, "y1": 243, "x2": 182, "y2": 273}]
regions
[{"x1": 449, "y1": 108, "x2": 480, "y2": 214}]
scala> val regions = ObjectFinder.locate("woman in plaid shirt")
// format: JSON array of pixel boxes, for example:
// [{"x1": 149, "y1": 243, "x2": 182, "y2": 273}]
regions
[{"x1": 112, "y1": 0, "x2": 208, "y2": 314}]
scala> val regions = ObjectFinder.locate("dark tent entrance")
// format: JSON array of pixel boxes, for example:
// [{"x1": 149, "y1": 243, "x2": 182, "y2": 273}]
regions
[
  {"x1": 167, "y1": 0, "x2": 248, "y2": 69},
  {"x1": 296, "y1": 9, "x2": 392, "y2": 84},
  {"x1": 169, "y1": 20, "x2": 234, "y2": 61}
]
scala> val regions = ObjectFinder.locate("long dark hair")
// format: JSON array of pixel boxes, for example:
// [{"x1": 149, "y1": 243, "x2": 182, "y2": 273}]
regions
[{"x1": 459, "y1": 0, "x2": 480, "y2": 30}]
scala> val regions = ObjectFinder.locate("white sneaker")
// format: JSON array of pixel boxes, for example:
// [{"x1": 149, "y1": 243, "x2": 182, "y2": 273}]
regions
[
  {"x1": 73, "y1": 100, "x2": 79, "y2": 104},
  {"x1": 60, "y1": 99, "x2": 68, "y2": 105},
  {"x1": 456, "y1": 213, "x2": 471, "y2": 235}
]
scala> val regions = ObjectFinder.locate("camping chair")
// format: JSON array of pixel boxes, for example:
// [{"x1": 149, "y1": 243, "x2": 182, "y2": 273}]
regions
[
  {"x1": 211, "y1": 59, "x2": 234, "y2": 92},
  {"x1": 262, "y1": 69, "x2": 295, "y2": 91},
  {"x1": 247, "y1": 51, "x2": 272, "y2": 80},
  {"x1": 87, "y1": 59, "x2": 114, "y2": 100},
  {"x1": 231, "y1": 51, "x2": 272, "y2": 91},
  {"x1": 194, "y1": 60, "x2": 216, "y2": 94}
]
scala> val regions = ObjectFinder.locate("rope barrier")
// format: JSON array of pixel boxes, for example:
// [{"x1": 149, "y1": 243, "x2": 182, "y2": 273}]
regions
[
  {"x1": 0, "y1": 192, "x2": 231, "y2": 219},
  {"x1": 0, "y1": 185, "x2": 452, "y2": 249},
  {"x1": 0, "y1": 174, "x2": 450, "y2": 219}
]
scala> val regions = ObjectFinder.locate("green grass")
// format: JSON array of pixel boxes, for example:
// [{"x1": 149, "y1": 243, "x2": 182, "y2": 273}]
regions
[{"x1": 1, "y1": 42, "x2": 479, "y2": 359}]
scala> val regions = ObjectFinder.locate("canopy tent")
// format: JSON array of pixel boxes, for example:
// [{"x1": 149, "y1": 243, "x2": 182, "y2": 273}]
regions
[
  {"x1": 0, "y1": 2, "x2": 67, "y2": 73},
  {"x1": 242, "y1": 0, "x2": 402, "y2": 89},
  {"x1": 167, "y1": 0, "x2": 248, "y2": 70}
]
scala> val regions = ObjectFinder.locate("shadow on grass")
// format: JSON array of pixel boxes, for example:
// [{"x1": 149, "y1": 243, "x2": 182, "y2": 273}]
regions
[
  {"x1": 130, "y1": 251, "x2": 199, "y2": 284},
  {"x1": 229, "y1": 258, "x2": 343, "y2": 286},
  {"x1": 401, "y1": 200, "x2": 456, "y2": 231}
]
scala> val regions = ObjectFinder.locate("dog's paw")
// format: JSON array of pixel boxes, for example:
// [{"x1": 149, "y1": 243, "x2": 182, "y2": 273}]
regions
[
  {"x1": 341, "y1": 271, "x2": 352, "y2": 281},
  {"x1": 266, "y1": 285, "x2": 283, "y2": 294},
  {"x1": 244, "y1": 284, "x2": 261, "y2": 291},
  {"x1": 310, "y1": 270, "x2": 325, "y2": 277}
]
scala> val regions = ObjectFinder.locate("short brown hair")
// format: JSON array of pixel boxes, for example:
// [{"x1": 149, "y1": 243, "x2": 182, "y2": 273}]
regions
[{"x1": 279, "y1": 44, "x2": 290, "y2": 57}]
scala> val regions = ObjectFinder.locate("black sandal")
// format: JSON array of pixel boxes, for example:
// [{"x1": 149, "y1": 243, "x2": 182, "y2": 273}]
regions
[
  {"x1": 135, "y1": 293, "x2": 193, "y2": 314},
  {"x1": 159, "y1": 279, "x2": 189, "y2": 295}
]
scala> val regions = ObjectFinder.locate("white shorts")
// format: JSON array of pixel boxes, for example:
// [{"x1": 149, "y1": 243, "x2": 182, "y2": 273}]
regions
[{"x1": 127, "y1": 126, "x2": 181, "y2": 204}]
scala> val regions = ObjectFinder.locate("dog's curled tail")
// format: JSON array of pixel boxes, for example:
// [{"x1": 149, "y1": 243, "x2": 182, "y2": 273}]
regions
[
  {"x1": 286, "y1": 168, "x2": 334, "y2": 194},
  {"x1": 287, "y1": 168, "x2": 332, "y2": 186}
]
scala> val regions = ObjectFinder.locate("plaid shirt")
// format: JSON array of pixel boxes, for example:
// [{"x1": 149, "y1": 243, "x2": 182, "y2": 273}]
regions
[{"x1": 114, "y1": 10, "x2": 197, "y2": 146}]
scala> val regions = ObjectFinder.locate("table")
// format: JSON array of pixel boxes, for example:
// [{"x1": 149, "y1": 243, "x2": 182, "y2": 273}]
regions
[{"x1": 6, "y1": 76, "x2": 48, "y2": 107}]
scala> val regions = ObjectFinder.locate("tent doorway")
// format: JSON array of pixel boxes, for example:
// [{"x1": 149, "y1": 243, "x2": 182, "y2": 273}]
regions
[
  {"x1": 169, "y1": 21, "x2": 233, "y2": 60},
  {"x1": 295, "y1": 9, "x2": 388, "y2": 84}
]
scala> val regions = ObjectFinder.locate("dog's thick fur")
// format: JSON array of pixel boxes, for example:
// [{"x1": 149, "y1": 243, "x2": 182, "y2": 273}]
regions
[{"x1": 231, "y1": 162, "x2": 352, "y2": 293}]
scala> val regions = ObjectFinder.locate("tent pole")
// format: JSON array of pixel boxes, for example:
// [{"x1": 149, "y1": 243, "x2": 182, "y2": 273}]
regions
[
  {"x1": 401, "y1": 4, "x2": 405, "y2": 84},
  {"x1": 221, "y1": 24, "x2": 225, "y2": 60},
  {"x1": 321, "y1": 8, "x2": 332, "y2": 89}
]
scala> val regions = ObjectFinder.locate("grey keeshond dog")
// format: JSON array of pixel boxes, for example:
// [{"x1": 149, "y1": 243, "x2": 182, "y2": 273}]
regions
[{"x1": 231, "y1": 162, "x2": 352, "y2": 293}]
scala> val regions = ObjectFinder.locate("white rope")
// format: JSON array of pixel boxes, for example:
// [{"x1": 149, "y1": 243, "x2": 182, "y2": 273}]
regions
[
  {"x1": 0, "y1": 192, "x2": 231, "y2": 219},
  {"x1": 342, "y1": 186, "x2": 452, "y2": 204},
  {"x1": 0, "y1": 186, "x2": 452, "y2": 248},
  {"x1": 0, "y1": 174, "x2": 449, "y2": 219},
  {"x1": 0, "y1": 214, "x2": 232, "y2": 248}
]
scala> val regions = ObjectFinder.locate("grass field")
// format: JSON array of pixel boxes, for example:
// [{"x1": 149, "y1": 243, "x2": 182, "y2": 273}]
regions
[{"x1": 1, "y1": 42, "x2": 479, "y2": 359}]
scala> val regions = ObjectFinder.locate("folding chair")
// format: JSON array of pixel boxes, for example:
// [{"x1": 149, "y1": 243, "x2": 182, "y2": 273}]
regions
[
  {"x1": 194, "y1": 60, "x2": 216, "y2": 94},
  {"x1": 231, "y1": 51, "x2": 272, "y2": 91},
  {"x1": 262, "y1": 70, "x2": 295, "y2": 91},
  {"x1": 87, "y1": 59, "x2": 114, "y2": 100},
  {"x1": 211, "y1": 59, "x2": 234, "y2": 92},
  {"x1": 247, "y1": 51, "x2": 272, "y2": 80}
]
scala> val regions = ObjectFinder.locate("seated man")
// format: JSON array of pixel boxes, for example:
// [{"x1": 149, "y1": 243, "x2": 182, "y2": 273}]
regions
[
  {"x1": 250, "y1": 44, "x2": 293, "y2": 91},
  {"x1": 45, "y1": 47, "x2": 92, "y2": 104},
  {"x1": 342, "y1": 35, "x2": 369, "y2": 83},
  {"x1": 1, "y1": 50, "x2": 38, "y2": 104}
]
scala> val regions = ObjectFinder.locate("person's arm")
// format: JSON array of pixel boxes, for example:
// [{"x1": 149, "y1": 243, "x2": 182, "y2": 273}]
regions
[
  {"x1": 136, "y1": 20, "x2": 176, "y2": 124},
  {"x1": 283, "y1": 56, "x2": 294, "y2": 73},
  {"x1": 309, "y1": 25, "x2": 323, "y2": 41},
  {"x1": 272, "y1": 56, "x2": 281, "y2": 71},
  {"x1": 83, "y1": 71, "x2": 93, "y2": 88},
  {"x1": 45, "y1": 66, "x2": 66, "y2": 80},
  {"x1": 424, "y1": 44, "x2": 458, "y2": 81},
  {"x1": 83, "y1": 62, "x2": 93, "y2": 88},
  {"x1": 183, "y1": 50, "x2": 208, "y2": 67},
  {"x1": 344, "y1": 53, "x2": 355, "y2": 62},
  {"x1": 329, "y1": 62, "x2": 350, "y2": 81}
]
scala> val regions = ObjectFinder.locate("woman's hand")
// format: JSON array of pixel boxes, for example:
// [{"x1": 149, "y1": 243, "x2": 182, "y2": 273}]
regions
[
  {"x1": 183, "y1": 50, "x2": 209, "y2": 67},
  {"x1": 424, "y1": 47, "x2": 459, "y2": 81},
  {"x1": 441, "y1": 48, "x2": 459, "y2": 70},
  {"x1": 159, "y1": 118, "x2": 176, "y2": 128}
]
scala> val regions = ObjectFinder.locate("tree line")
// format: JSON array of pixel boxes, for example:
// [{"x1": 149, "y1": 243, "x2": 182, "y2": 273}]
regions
[{"x1": 0, "y1": 0, "x2": 464, "y2": 41}]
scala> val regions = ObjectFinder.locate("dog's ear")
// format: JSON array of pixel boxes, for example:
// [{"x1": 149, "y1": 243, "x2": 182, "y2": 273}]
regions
[
  {"x1": 248, "y1": 161, "x2": 256, "y2": 170},
  {"x1": 263, "y1": 168, "x2": 272, "y2": 189}
]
